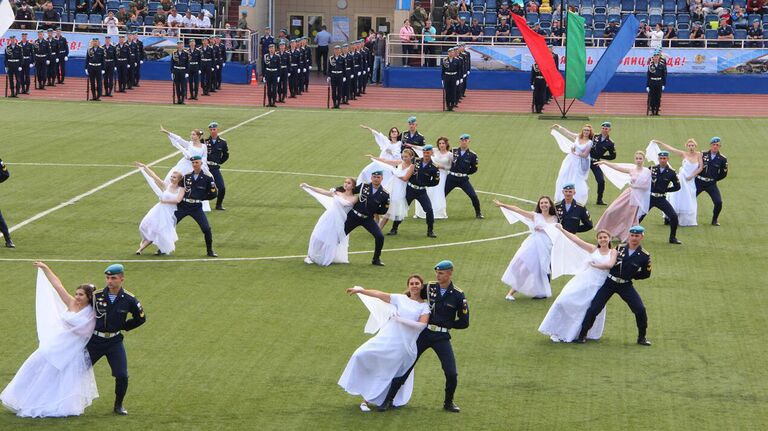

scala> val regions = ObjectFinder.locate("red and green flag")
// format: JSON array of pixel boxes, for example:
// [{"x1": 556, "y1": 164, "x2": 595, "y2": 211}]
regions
[{"x1": 511, "y1": 14, "x2": 564, "y2": 97}]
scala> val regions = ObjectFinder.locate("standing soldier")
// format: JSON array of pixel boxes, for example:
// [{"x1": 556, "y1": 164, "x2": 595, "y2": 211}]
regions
[
  {"x1": 695, "y1": 137, "x2": 728, "y2": 226},
  {"x1": 360, "y1": 39, "x2": 370, "y2": 95},
  {"x1": 302, "y1": 37, "x2": 310, "y2": 92},
  {"x1": 530, "y1": 62, "x2": 547, "y2": 114},
  {"x1": 444, "y1": 134, "x2": 484, "y2": 218},
  {"x1": 204, "y1": 122, "x2": 229, "y2": 210},
  {"x1": 116, "y1": 35, "x2": 130, "y2": 93},
  {"x1": 639, "y1": 151, "x2": 682, "y2": 244},
  {"x1": 200, "y1": 37, "x2": 214, "y2": 96},
  {"x1": 33, "y1": 30, "x2": 50, "y2": 90},
  {"x1": 400, "y1": 116, "x2": 425, "y2": 148},
  {"x1": 20, "y1": 33, "x2": 33, "y2": 94},
  {"x1": 442, "y1": 48, "x2": 458, "y2": 111},
  {"x1": 46, "y1": 29, "x2": 57, "y2": 87},
  {"x1": 277, "y1": 39, "x2": 289, "y2": 102},
  {"x1": 350, "y1": 41, "x2": 360, "y2": 99},
  {"x1": 0, "y1": 157, "x2": 13, "y2": 247},
  {"x1": 87, "y1": 263, "x2": 146, "y2": 415},
  {"x1": 126, "y1": 33, "x2": 136, "y2": 90},
  {"x1": 171, "y1": 40, "x2": 189, "y2": 105},
  {"x1": 590, "y1": 121, "x2": 617, "y2": 205},
  {"x1": 288, "y1": 39, "x2": 300, "y2": 98},
  {"x1": 54, "y1": 29, "x2": 69, "y2": 84},
  {"x1": 85, "y1": 38, "x2": 105, "y2": 101},
  {"x1": 263, "y1": 43, "x2": 280, "y2": 107},
  {"x1": 340, "y1": 44, "x2": 352, "y2": 104},
  {"x1": 133, "y1": 31, "x2": 144, "y2": 87},
  {"x1": 187, "y1": 39, "x2": 201, "y2": 100},
  {"x1": 389, "y1": 145, "x2": 441, "y2": 238},
  {"x1": 259, "y1": 27, "x2": 274, "y2": 77},
  {"x1": 176, "y1": 156, "x2": 218, "y2": 256},
  {"x1": 344, "y1": 44, "x2": 355, "y2": 101},
  {"x1": 4, "y1": 36, "x2": 23, "y2": 98},
  {"x1": 213, "y1": 35, "x2": 224, "y2": 91},
  {"x1": 102, "y1": 36, "x2": 116, "y2": 97},
  {"x1": 546, "y1": 44, "x2": 559, "y2": 103},
  {"x1": 555, "y1": 183, "x2": 593, "y2": 233},
  {"x1": 646, "y1": 49, "x2": 666, "y2": 116},
  {"x1": 328, "y1": 45, "x2": 344, "y2": 109}
]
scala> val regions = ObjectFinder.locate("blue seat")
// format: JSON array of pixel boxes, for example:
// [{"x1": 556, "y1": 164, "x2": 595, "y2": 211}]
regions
[
  {"x1": 677, "y1": 13, "x2": 689, "y2": 24},
  {"x1": 635, "y1": 0, "x2": 648, "y2": 10},
  {"x1": 594, "y1": 13, "x2": 607, "y2": 22},
  {"x1": 676, "y1": 0, "x2": 687, "y2": 10},
  {"x1": 176, "y1": 0, "x2": 188, "y2": 4},
  {"x1": 484, "y1": 12, "x2": 497, "y2": 25},
  {"x1": 484, "y1": 26, "x2": 496, "y2": 36},
  {"x1": 704, "y1": 14, "x2": 718, "y2": 25},
  {"x1": 88, "y1": 14, "x2": 102, "y2": 24},
  {"x1": 189, "y1": 2, "x2": 201, "y2": 13},
  {"x1": 732, "y1": 0, "x2": 745, "y2": 7},
  {"x1": 35, "y1": 10, "x2": 43, "y2": 20},
  {"x1": 511, "y1": 28, "x2": 522, "y2": 37},
  {"x1": 748, "y1": 14, "x2": 761, "y2": 24},
  {"x1": 607, "y1": 13, "x2": 621, "y2": 22},
  {"x1": 52, "y1": 0, "x2": 65, "y2": 7},
  {"x1": 541, "y1": 13, "x2": 552, "y2": 22},
  {"x1": 734, "y1": 29, "x2": 747, "y2": 39},
  {"x1": 705, "y1": 29, "x2": 717, "y2": 38},
  {"x1": 649, "y1": 14, "x2": 662, "y2": 25},
  {"x1": 763, "y1": 15, "x2": 768, "y2": 25},
  {"x1": 674, "y1": 28, "x2": 689, "y2": 45},
  {"x1": 144, "y1": 15, "x2": 154, "y2": 25},
  {"x1": 663, "y1": 13, "x2": 676, "y2": 25},
  {"x1": 583, "y1": 0, "x2": 595, "y2": 6},
  {"x1": 583, "y1": 14, "x2": 594, "y2": 25},
  {"x1": 620, "y1": 0, "x2": 634, "y2": 12},
  {"x1": 148, "y1": 1, "x2": 159, "y2": 11},
  {"x1": 106, "y1": 0, "x2": 118, "y2": 9},
  {"x1": 202, "y1": 4, "x2": 215, "y2": 16},
  {"x1": 677, "y1": 21, "x2": 689, "y2": 30},
  {"x1": 485, "y1": 0, "x2": 496, "y2": 9},
  {"x1": 75, "y1": 13, "x2": 88, "y2": 23},
  {"x1": 594, "y1": 21, "x2": 606, "y2": 30},
  {"x1": 649, "y1": 0, "x2": 663, "y2": 10},
  {"x1": 594, "y1": 0, "x2": 607, "y2": 5},
  {"x1": 663, "y1": 0, "x2": 676, "y2": 11},
  {"x1": 526, "y1": 13, "x2": 539, "y2": 23},
  {"x1": 594, "y1": 6, "x2": 607, "y2": 13},
  {"x1": 636, "y1": 12, "x2": 649, "y2": 22},
  {"x1": 175, "y1": 3, "x2": 188, "y2": 13},
  {"x1": 458, "y1": 11, "x2": 472, "y2": 22},
  {"x1": 720, "y1": 0, "x2": 732, "y2": 7},
  {"x1": 541, "y1": 21, "x2": 552, "y2": 29}
]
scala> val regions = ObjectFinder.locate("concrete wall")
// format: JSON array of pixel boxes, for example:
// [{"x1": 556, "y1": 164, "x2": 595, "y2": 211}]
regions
[{"x1": 273, "y1": 0, "x2": 396, "y2": 42}]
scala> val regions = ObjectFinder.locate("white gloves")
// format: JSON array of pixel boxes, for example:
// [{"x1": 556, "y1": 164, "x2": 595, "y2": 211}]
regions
[
  {"x1": 198, "y1": 70, "x2": 201, "y2": 74},
  {"x1": 308, "y1": 66, "x2": 312, "y2": 70},
  {"x1": 185, "y1": 73, "x2": 189, "y2": 78},
  {"x1": 64, "y1": 56, "x2": 68, "y2": 61},
  {"x1": 531, "y1": 85, "x2": 535, "y2": 90},
  {"x1": 277, "y1": 77, "x2": 280, "y2": 82},
  {"x1": 171, "y1": 74, "x2": 174, "y2": 79},
  {"x1": 326, "y1": 77, "x2": 330, "y2": 82},
  {"x1": 455, "y1": 80, "x2": 459, "y2": 85},
  {"x1": 303, "y1": 68, "x2": 307, "y2": 72},
  {"x1": 55, "y1": 58, "x2": 59, "y2": 63},
  {"x1": 127, "y1": 64, "x2": 131, "y2": 68},
  {"x1": 18, "y1": 67, "x2": 22, "y2": 71},
  {"x1": 140, "y1": 60, "x2": 143, "y2": 64},
  {"x1": 646, "y1": 86, "x2": 650, "y2": 92},
  {"x1": 343, "y1": 77, "x2": 346, "y2": 82},
  {"x1": 288, "y1": 73, "x2": 291, "y2": 77},
  {"x1": 101, "y1": 70, "x2": 104, "y2": 74},
  {"x1": 216, "y1": 65, "x2": 220, "y2": 69},
  {"x1": 357, "y1": 71, "x2": 361, "y2": 76},
  {"x1": 46, "y1": 60, "x2": 50, "y2": 65},
  {"x1": 662, "y1": 85, "x2": 665, "y2": 90},
  {"x1": 85, "y1": 69, "x2": 89, "y2": 75}
]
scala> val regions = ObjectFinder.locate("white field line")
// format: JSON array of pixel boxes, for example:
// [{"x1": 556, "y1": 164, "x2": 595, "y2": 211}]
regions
[
  {"x1": 0, "y1": 231, "x2": 527, "y2": 264},
  {"x1": 5, "y1": 110, "x2": 275, "y2": 235}
]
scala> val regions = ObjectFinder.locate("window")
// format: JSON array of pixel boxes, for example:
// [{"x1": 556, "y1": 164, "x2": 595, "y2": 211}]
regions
[
  {"x1": 289, "y1": 14, "x2": 305, "y2": 38},
  {"x1": 308, "y1": 15, "x2": 323, "y2": 39},
  {"x1": 375, "y1": 17, "x2": 390, "y2": 34},
  {"x1": 357, "y1": 15, "x2": 372, "y2": 39}
]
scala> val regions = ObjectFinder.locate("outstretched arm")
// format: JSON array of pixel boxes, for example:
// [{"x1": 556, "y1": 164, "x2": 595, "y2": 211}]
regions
[
  {"x1": 654, "y1": 140, "x2": 686, "y2": 158},
  {"x1": 555, "y1": 224, "x2": 596, "y2": 252},
  {"x1": 552, "y1": 124, "x2": 578, "y2": 141},
  {"x1": 595, "y1": 160, "x2": 632, "y2": 174},
  {"x1": 134, "y1": 162, "x2": 167, "y2": 191},
  {"x1": 493, "y1": 199, "x2": 534, "y2": 220},
  {"x1": 367, "y1": 155, "x2": 400, "y2": 167},
  {"x1": 346, "y1": 286, "x2": 391, "y2": 303},
  {"x1": 33, "y1": 262, "x2": 75, "y2": 309},
  {"x1": 300, "y1": 183, "x2": 335, "y2": 197}
]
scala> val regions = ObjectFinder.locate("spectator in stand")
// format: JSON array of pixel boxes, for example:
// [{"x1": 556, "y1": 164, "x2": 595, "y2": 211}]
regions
[
  {"x1": 41, "y1": 2, "x2": 60, "y2": 29},
  {"x1": 314, "y1": 25, "x2": 331, "y2": 74},
  {"x1": 648, "y1": 23, "x2": 664, "y2": 49},
  {"x1": 550, "y1": 20, "x2": 564, "y2": 46},
  {"x1": 237, "y1": 10, "x2": 250, "y2": 31},
  {"x1": 691, "y1": 21, "x2": 705, "y2": 46},
  {"x1": 511, "y1": 2, "x2": 525, "y2": 16},
  {"x1": 152, "y1": 21, "x2": 168, "y2": 36},
  {"x1": 34, "y1": 0, "x2": 46, "y2": 12},
  {"x1": 690, "y1": 0, "x2": 705, "y2": 23},
  {"x1": 498, "y1": 1, "x2": 511, "y2": 21},
  {"x1": 411, "y1": 5, "x2": 428, "y2": 35},
  {"x1": 604, "y1": 19, "x2": 619, "y2": 46},
  {"x1": 126, "y1": 13, "x2": 142, "y2": 32},
  {"x1": 182, "y1": 9, "x2": 195, "y2": 32},
  {"x1": 422, "y1": 19, "x2": 437, "y2": 67},
  {"x1": 732, "y1": 8, "x2": 748, "y2": 29},
  {"x1": 720, "y1": 8, "x2": 732, "y2": 24},
  {"x1": 470, "y1": 18, "x2": 484, "y2": 42},
  {"x1": 14, "y1": 3, "x2": 34, "y2": 29},
  {"x1": 371, "y1": 31, "x2": 386, "y2": 84},
  {"x1": 747, "y1": 19, "x2": 763, "y2": 47},
  {"x1": 154, "y1": 5, "x2": 167, "y2": 24},
  {"x1": 197, "y1": 11, "x2": 212, "y2": 30},
  {"x1": 445, "y1": 1, "x2": 459, "y2": 26},
  {"x1": 167, "y1": 7, "x2": 183, "y2": 28},
  {"x1": 399, "y1": 19, "x2": 415, "y2": 66},
  {"x1": 116, "y1": 5, "x2": 129, "y2": 24},
  {"x1": 133, "y1": 0, "x2": 148, "y2": 18},
  {"x1": 664, "y1": 23, "x2": 677, "y2": 46},
  {"x1": 456, "y1": 16, "x2": 471, "y2": 42},
  {"x1": 75, "y1": 0, "x2": 88, "y2": 14},
  {"x1": 104, "y1": 11, "x2": 120, "y2": 35},
  {"x1": 702, "y1": 0, "x2": 724, "y2": 16},
  {"x1": 458, "y1": 0, "x2": 469, "y2": 12},
  {"x1": 497, "y1": 16, "x2": 511, "y2": 42},
  {"x1": 746, "y1": 0, "x2": 766, "y2": 15},
  {"x1": 717, "y1": 16, "x2": 734, "y2": 47},
  {"x1": 160, "y1": 0, "x2": 172, "y2": 11},
  {"x1": 223, "y1": 23, "x2": 235, "y2": 62},
  {"x1": 444, "y1": 17, "x2": 456, "y2": 36},
  {"x1": 532, "y1": 21, "x2": 547, "y2": 37},
  {"x1": 91, "y1": 0, "x2": 105, "y2": 14},
  {"x1": 527, "y1": 0, "x2": 539, "y2": 13},
  {"x1": 167, "y1": 21, "x2": 180, "y2": 37},
  {"x1": 636, "y1": 20, "x2": 649, "y2": 47}
]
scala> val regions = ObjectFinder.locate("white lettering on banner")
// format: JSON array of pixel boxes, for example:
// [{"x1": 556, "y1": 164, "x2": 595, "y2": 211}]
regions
[{"x1": 0, "y1": 30, "x2": 179, "y2": 58}]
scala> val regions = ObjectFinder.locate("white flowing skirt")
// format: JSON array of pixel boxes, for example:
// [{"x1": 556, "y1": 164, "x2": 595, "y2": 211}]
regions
[
  {"x1": 555, "y1": 153, "x2": 590, "y2": 204},
  {"x1": 386, "y1": 179, "x2": 409, "y2": 221},
  {"x1": 166, "y1": 158, "x2": 212, "y2": 212},
  {"x1": 538, "y1": 268, "x2": 608, "y2": 342},
  {"x1": 415, "y1": 169, "x2": 448, "y2": 219},
  {"x1": 139, "y1": 202, "x2": 179, "y2": 254},
  {"x1": 306, "y1": 207, "x2": 350, "y2": 266},
  {"x1": 357, "y1": 161, "x2": 394, "y2": 188},
  {"x1": 668, "y1": 168, "x2": 698, "y2": 226},
  {"x1": 501, "y1": 231, "x2": 553, "y2": 298}
]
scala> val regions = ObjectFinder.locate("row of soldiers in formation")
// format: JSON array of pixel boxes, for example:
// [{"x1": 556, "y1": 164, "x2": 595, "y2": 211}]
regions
[
  {"x1": 261, "y1": 37, "x2": 313, "y2": 107},
  {"x1": 440, "y1": 45, "x2": 471, "y2": 112},
  {"x1": 82, "y1": 33, "x2": 145, "y2": 101},
  {"x1": 326, "y1": 40, "x2": 373, "y2": 109},
  {"x1": 168, "y1": 36, "x2": 229, "y2": 105},
  {"x1": 3, "y1": 30, "x2": 69, "y2": 97}
]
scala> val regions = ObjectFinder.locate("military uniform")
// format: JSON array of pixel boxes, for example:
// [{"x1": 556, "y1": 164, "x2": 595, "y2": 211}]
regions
[
  {"x1": 590, "y1": 129, "x2": 617, "y2": 204},
  {"x1": 20, "y1": 36, "x2": 34, "y2": 94},
  {"x1": 46, "y1": 33, "x2": 58, "y2": 86},
  {"x1": 390, "y1": 157, "x2": 440, "y2": 236},
  {"x1": 441, "y1": 51, "x2": 458, "y2": 111},
  {"x1": 33, "y1": 35, "x2": 50, "y2": 89},
  {"x1": 280, "y1": 43, "x2": 292, "y2": 100},
  {"x1": 328, "y1": 50, "x2": 344, "y2": 108},
  {"x1": 205, "y1": 128, "x2": 229, "y2": 210},
  {"x1": 695, "y1": 142, "x2": 728, "y2": 225},
  {"x1": 171, "y1": 46, "x2": 189, "y2": 104},
  {"x1": 54, "y1": 34, "x2": 69, "y2": 83},
  {"x1": 344, "y1": 181, "x2": 390, "y2": 265},
  {"x1": 360, "y1": 43, "x2": 370, "y2": 94},
  {"x1": 351, "y1": 45, "x2": 361, "y2": 97},
  {"x1": 460, "y1": 47, "x2": 470, "y2": 98},
  {"x1": 102, "y1": 40, "x2": 117, "y2": 96},
  {"x1": 259, "y1": 31, "x2": 274, "y2": 76},
  {"x1": 302, "y1": 40, "x2": 310, "y2": 92},
  {"x1": 344, "y1": 49, "x2": 354, "y2": 101},
  {"x1": 445, "y1": 141, "x2": 482, "y2": 217},
  {"x1": 555, "y1": 198, "x2": 593, "y2": 233},
  {"x1": 4, "y1": 39, "x2": 23, "y2": 97},
  {"x1": 85, "y1": 42, "x2": 105, "y2": 101},
  {"x1": 646, "y1": 55, "x2": 666, "y2": 116},
  {"x1": 116, "y1": 39, "x2": 130, "y2": 92},
  {"x1": 0, "y1": 158, "x2": 11, "y2": 247},
  {"x1": 639, "y1": 162, "x2": 681, "y2": 243},
  {"x1": 399, "y1": 128, "x2": 425, "y2": 151},
  {"x1": 213, "y1": 41, "x2": 225, "y2": 90},
  {"x1": 201, "y1": 41, "x2": 215, "y2": 95},
  {"x1": 263, "y1": 49, "x2": 280, "y2": 107},
  {"x1": 126, "y1": 37, "x2": 136, "y2": 89},
  {"x1": 187, "y1": 45, "x2": 201, "y2": 99},
  {"x1": 531, "y1": 62, "x2": 547, "y2": 113},
  {"x1": 133, "y1": 35, "x2": 144, "y2": 86},
  {"x1": 175, "y1": 165, "x2": 218, "y2": 256}
]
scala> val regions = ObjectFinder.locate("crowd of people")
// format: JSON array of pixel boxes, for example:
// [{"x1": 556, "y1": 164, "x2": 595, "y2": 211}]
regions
[
  {"x1": 259, "y1": 30, "x2": 313, "y2": 107},
  {"x1": 168, "y1": 36, "x2": 229, "y2": 104},
  {"x1": 4, "y1": 29, "x2": 69, "y2": 98}
]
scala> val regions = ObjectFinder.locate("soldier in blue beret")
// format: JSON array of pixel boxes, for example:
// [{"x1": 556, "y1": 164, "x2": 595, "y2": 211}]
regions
[
  {"x1": 639, "y1": 150, "x2": 682, "y2": 244},
  {"x1": 171, "y1": 40, "x2": 189, "y2": 104},
  {"x1": 204, "y1": 122, "x2": 229, "y2": 210},
  {"x1": 345, "y1": 171, "x2": 390, "y2": 265},
  {"x1": 399, "y1": 117, "x2": 425, "y2": 151},
  {"x1": 176, "y1": 155, "x2": 219, "y2": 256},
  {"x1": 590, "y1": 121, "x2": 617, "y2": 205},
  {"x1": 379, "y1": 259, "x2": 469, "y2": 412},
  {"x1": 85, "y1": 38, "x2": 105, "y2": 101},
  {"x1": 388, "y1": 145, "x2": 441, "y2": 237},
  {"x1": 260, "y1": 26, "x2": 274, "y2": 76},
  {"x1": 555, "y1": 183, "x2": 593, "y2": 233},
  {"x1": 647, "y1": 50, "x2": 667, "y2": 116},
  {"x1": 328, "y1": 44, "x2": 345, "y2": 108},
  {"x1": 87, "y1": 263, "x2": 146, "y2": 415},
  {"x1": 577, "y1": 225, "x2": 652, "y2": 346},
  {"x1": 0, "y1": 157, "x2": 12, "y2": 247},
  {"x1": 695, "y1": 137, "x2": 728, "y2": 226},
  {"x1": 263, "y1": 42, "x2": 280, "y2": 107},
  {"x1": 4, "y1": 35, "x2": 23, "y2": 98},
  {"x1": 445, "y1": 134, "x2": 483, "y2": 218}
]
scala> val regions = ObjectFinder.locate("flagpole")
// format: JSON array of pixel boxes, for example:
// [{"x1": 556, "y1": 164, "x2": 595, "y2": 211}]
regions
[{"x1": 560, "y1": 5, "x2": 567, "y2": 118}]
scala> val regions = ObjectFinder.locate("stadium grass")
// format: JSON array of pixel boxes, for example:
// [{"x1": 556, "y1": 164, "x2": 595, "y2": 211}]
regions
[{"x1": 0, "y1": 99, "x2": 765, "y2": 430}]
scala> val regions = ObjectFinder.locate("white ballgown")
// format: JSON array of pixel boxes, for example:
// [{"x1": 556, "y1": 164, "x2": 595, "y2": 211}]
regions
[
  {"x1": 500, "y1": 211, "x2": 557, "y2": 298},
  {"x1": 302, "y1": 186, "x2": 353, "y2": 266},
  {"x1": 357, "y1": 129, "x2": 402, "y2": 187},
  {"x1": 338, "y1": 293, "x2": 429, "y2": 407},
  {"x1": 371, "y1": 159, "x2": 409, "y2": 222},
  {"x1": 1, "y1": 269, "x2": 98, "y2": 418},
  {"x1": 138, "y1": 169, "x2": 180, "y2": 254},
  {"x1": 539, "y1": 249, "x2": 610, "y2": 342},
  {"x1": 415, "y1": 150, "x2": 451, "y2": 219},
  {"x1": 552, "y1": 130, "x2": 591, "y2": 204},
  {"x1": 165, "y1": 132, "x2": 212, "y2": 211},
  {"x1": 668, "y1": 159, "x2": 699, "y2": 226}
]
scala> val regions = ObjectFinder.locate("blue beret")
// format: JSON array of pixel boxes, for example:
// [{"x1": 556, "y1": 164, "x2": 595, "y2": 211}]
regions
[
  {"x1": 460, "y1": 133, "x2": 470, "y2": 139},
  {"x1": 241, "y1": 10, "x2": 247, "y2": 15},
  {"x1": 434, "y1": 260, "x2": 454, "y2": 270},
  {"x1": 21, "y1": 32, "x2": 27, "y2": 35},
  {"x1": 658, "y1": 151, "x2": 670, "y2": 157},
  {"x1": 407, "y1": 116, "x2": 417, "y2": 124},
  {"x1": 190, "y1": 155, "x2": 203, "y2": 161},
  {"x1": 105, "y1": 35, "x2": 111, "y2": 39},
  {"x1": 710, "y1": 136, "x2": 721, "y2": 144},
  {"x1": 92, "y1": 37, "x2": 100, "y2": 41},
  {"x1": 423, "y1": 145, "x2": 434, "y2": 151},
  {"x1": 105, "y1": 264, "x2": 124, "y2": 275},
  {"x1": 280, "y1": 28, "x2": 288, "y2": 33},
  {"x1": 654, "y1": 48, "x2": 662, "y2": 55},
  {"x1": 9, "y1": 35, "x2": 16, "y2": 39},
  {"x1": 562, "y1": 183, "x2": 576, "y2": 190},
  {"x1": 268, "y1": 43, "x2": 275, "y2": 47},
  {"x1": 208, "y1": 122, "x2": 219, "y2": 129},
  {"x1": 629, "y1": 225, "x2": 646, "y2": 234},
  {"x1": 119, "y1": 34, "x2": 125, "y2": 38},
  {"x1": 601, "y1": 121, "x2": 611, "y2": 127},
  {"x1": 371, "y1": 170, "x2": 384, "y2": 176}
]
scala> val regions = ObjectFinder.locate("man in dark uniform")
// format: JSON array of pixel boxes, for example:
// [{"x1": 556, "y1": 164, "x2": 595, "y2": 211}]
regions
[
  {"x1": 259, "y1": 27, "x2": 274, "y2": 78},
  {"x1": 445, "y1": 134, "x2": 483, "y2": 218},
  {"x1": 4, "y1": 36, "x2": 23, "y2": 98},
  {"x1": 646, "y1": 49, "x2": 666, "y2": 116},
  {"x1": 132, "y1": 31, "x2": 144, "y2": 87},
  {"x1": 85, "y1": 38, "x2": 104, "y2": 101},
  {"x1": 20, "y1": 33, "x2": 33, "y2": 94},
  {"x1": 345, "y1": 171, "x2": 390, "y2": 266},
  {"x1": 301, "y1": 37, "x2": 311, "y2": 92},
  {"x1": 360, "y1": 39, "x2": 370, "y2": 94},
  {"x1": 33, "y1": 30, "x2": 50, "y2": 89},
  {"x1": 171, "y1": 40, "x2": 188, "y2": 104},
  {"x1": 639, "y1": 151, "x2": 682, "y2": 244},
  {"x1": 577, "y1": 225, "x2": 652, "y2": 346},
  {"x1": 213, "y1": 36, "x2": 224, "y2": 91},
  {"x1": 126, "y1": 33, "x2": 136, "y2": 90},
  {"x1": 263, "y1": 43, "x2": 279, "y2": 107},
  {"x1": 116, "y1": 35, "x2": 130, "y2": 92},
  {"x1": 289, "y1": 39, "x2": 302, "y2": 98},
  {"x1": 88, "y1": 263, "x2": 146, "y2": 415},
  {"x1": 378, "y1": 260, "x2": 469, "y2": 413},
  {"x1": 102, "y1": 36, "x2": 116, "y2": 97},
  {"x1": 54, "y1": 29, "x2": 69, "y2": 84},
  {"x1": 0, "y1": 158, "x2": 13, "y2": 247},
  {"x1": 46, "y1": 29, "x2": 57, "y2": 87},
  {"x1": 460, "y1": 44, "x2": 470, "y2": 99},
  {"x1": 176, "y1": 156, "x2": 218, "y2": 256},
  {"x1": 590, "y1": 121, "x2": 617, "y2": 205},
  {"x1": 278, "y1": 39, "x2": 290, "y2": 101},
  {"x1": 205, "y1": 122, "x2": 229, "y2": 210},
  {"x1": 546, "y1": 44, "x2": 558, "y2": 103},
  {"x1": 201, "y1": 37, "x2": 214, "y2": 96},
  {"x1": 696, "y1": 137, "x2": 728, "y2": 226},
  {"x1": 328, "y1": 45, "x2": 344, "y2": 108},
  {"x1": 343, "y1": 44, "x2": 355, "y2": 101},
  {"x1": 389, "y1": 145, "x2": 440, "y2": 238},
  {"x1": 555, "y1": 183, "x2": 593, "y2": 233},
  {"x1": 531, "y1": 61, "x2": 547, "y2": 113},
  {"x1": 350, "y1": 41, "x2": 361, "y2": 99},
  {"x1": 187, "y1": 39, "x2": 200, "y2": 99},
  {"x1": 400, "y1": 116, "x2": 425, "y2": 150},
  {"x1": 442, "y1": 48, "x2": 458, "y2": 111}
]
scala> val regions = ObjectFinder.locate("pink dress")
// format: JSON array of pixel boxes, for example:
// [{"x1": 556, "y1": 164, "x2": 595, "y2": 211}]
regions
[{"x1": 595, "y1": 167, "x2": 651, "y2": 241}]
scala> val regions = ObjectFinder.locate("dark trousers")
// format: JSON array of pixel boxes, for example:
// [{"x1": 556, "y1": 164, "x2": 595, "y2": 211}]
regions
[
  {"x1": 266, "y1": 75, "x2": 278, "y2": 105},
  {"x1": 331, "y1": 75, "x2": 342, "y2": 107},
  {"x1": 317, "y1": 46, "x2": 328, "y2": 73},
  {"x1": 134, "y1": 61, "x2": 141, "y2": 85},
  {"x1": 47, "y1": 59, "x2": 56, "y2": 85},
  {"x1": 639, "y1": 196, "x2": 678, "y2": 239},
  {"x1": 201, "y1": 65, "x2": 212, "y2": 94},
  {"x1": 117, "y1": 62, "x2": 128, "y2": 91},
  {"x1": 533, "y1": 81, "x2": 547, "y2": 113},
  {"x1": 22, "y1": 63, "x2": 31, "y2": 92},
  {"x1": 210, "y1": 167, "x2": 225, "y2": 208},
  {"x1": 0, "y1": 209, "x2": 11, "y2": 242},
  {"x1": 351, "y1": 72, "x2": 358, "y2": 97},
  {"x1": 385, "y1": 331, "x2": 458, "y2": 405},
  {"x1": 127, "y1": 61, "x2": 134, "y2": 89},
  {"x1": 344, "y1": 213, "x2": 384, "y2": 261},
  {"x1": 279, "y1": 68, "x2": 288, "y2": 99},
  {"x1": 103, "y1": 63, "x2": 115, "y2": 95},
  {"x1": 34, "y1": 59, "x2": 46, "y2": 88},
  {"x1": 87, "y1": 336, "x2": 129, "y2": 406},
  {"x1": 6, "y1": 65, "x2": 21, "y2": 95},
  {"x1": 444, "y1": 174, "x2": 481, "y2": 215},
  {"x1": 695, "y1": 179, "x2": 723, "y2": 222},
  {"x1": 392, "y1": 187, "x2": 433, "y2": 232},
  {"x1": 649, "y1": 81, "x2": 663, "y2": 112},
  {"x1": 590, "y1": 162, "x2": 607, "y2": 202},
  {"x1": 342, "y1": 73, "x2": 351, "y2": 102},
  {"x1": 188, "y1": 67, "x2": 200, "y2": 98},
  {"x1": 87, "y1": 67, "x2": 102, "y2": 99},
  {"x1": 303, "y1": 66, "x2": 309, "y2": 90},
  {"x1": 580, "y1": 280, "x2": 647, "y2": 339},
  {"x1": 173, "y1": 71, "x2": 186, "y2": 103},
  {"x1": 215, "y1": 63, "x2": 222, "y2": 89},
  {"x1": 57, "y1": 56, "x2": 66, "y2": 82},
  {"x1": 443, "y1": 79, "x2": 457, "y2": 109},
  {"x1": 175, "y1": 204, "x2": 213, "y2": 252}
]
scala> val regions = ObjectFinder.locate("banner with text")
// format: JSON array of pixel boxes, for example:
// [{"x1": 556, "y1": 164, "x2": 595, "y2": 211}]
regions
[{"x1": 0, "y1": 30, "x2": 179, "y2": 59}]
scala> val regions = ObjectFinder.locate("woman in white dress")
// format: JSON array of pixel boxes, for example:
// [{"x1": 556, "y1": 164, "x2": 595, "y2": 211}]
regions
[
  {"x1": 416, "y1": 137, "x2": 451, "y2": 219},
  {"x1": 1, "y1": 262, "x2": 98, "y2": 418},
  {"x1": 595, "y1": 151, "x2": 652, "y2": 242},
  {"x1": 552, "y1": 124, "x2": 593, "y2": 204},
  {"x1": 160, "y1": 125, "x2": 212, "y2": 211},
  {"x1": 134, "y1": 162, "x2": 185, "y2": 255},
  {"x1": 495, "y1": 196, "x2": 558, "y2": 301},
  {"x1": 539, "y1": 227, "x2": 617, "y2": 342},
  {"x1": 300, "y1": 178, "x2": 357, "y2": 266},
  {"x1": 356, "y1": 125, "x2": 402, "y2": 186},
  {"x1": 656, "y1": 139, "x2": 703, "y2": 226},
  {"x1": 338, "y1": 275, "x2": 430, "y2": 412},
  {"x1": 367, "y1": 148, "x2": 416, "y2": 230}
]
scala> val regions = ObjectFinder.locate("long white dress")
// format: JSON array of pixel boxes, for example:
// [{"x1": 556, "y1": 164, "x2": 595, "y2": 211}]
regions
[
  {"x1": 138, "y1": 169, "x2": 180, "y2": 254},
  {"x1": 303, "y1": 186, "x2": 353, "y2": 266},
  {"x1": 357, "y1": 129, "x2": 402, "y2": 187},
  {"x1": 501, "y1": 212, "x2": 557, "y2": 298},
  {"x1": 668, "y1": 159, "x2": 699, "y2": 226},
  {"x1": 415, "y1": 150, "x2": 451, "y2": 219},
  {"x1": 552, "y1": 130, "x2": 591, "y2": 204},
  {"x1": 372, "y1": 159, "x2": 409, "y2": 221},
  {"x1": 165, "y1": 132, "x2": 212, "y2": 211},
  {"x1": 595, "y1": 167, "x2": 651, "y2": 242},
  {"x1": 538, "y1": 249, "x2": 610, "y2": 342},
  {"x1": 338, "y1": 293, "x2": 429, "y2": 407},
  {"x1": 1, "y1": 269, "x2": 98, "y2": 418}
]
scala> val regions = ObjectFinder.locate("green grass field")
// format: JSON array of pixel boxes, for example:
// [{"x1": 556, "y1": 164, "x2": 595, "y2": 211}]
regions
[{"x1": 0, "y1": 99, "x2": 766, "y2": 430}]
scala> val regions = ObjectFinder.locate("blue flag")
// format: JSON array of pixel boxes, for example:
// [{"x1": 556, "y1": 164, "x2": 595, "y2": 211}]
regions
[{"x1": 579, "y1": 14, "x2": 640, "y2": 106}]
